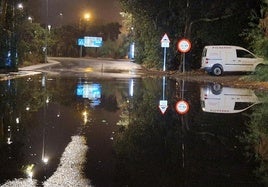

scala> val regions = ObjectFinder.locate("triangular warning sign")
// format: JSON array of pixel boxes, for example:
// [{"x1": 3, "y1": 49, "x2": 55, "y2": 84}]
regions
[
  {"x1": 159, "y1": 105, "x2": 168, "y2": 114},
  {"x1": 161, "y1": 33, "x2": 170, "y2": 43},
  {"x1": 159, "y1": 100, "x2": 168, "y2": 114}
]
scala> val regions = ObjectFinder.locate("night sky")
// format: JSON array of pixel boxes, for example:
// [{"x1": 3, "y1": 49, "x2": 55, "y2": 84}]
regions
[{"x1": 28, "y1": 0, "x2": 121, "y2": 26}]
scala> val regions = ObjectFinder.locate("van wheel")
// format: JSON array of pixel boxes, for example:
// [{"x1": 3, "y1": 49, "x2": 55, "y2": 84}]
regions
[
  {"x1": 210, "y1": 83, "x2": 222, "y2": 95},
  {"x1": 255, "y1": 64, "x2": 264, "y2": 72},
  {"x1": 212, "y1": 66, "x2": 223, "y2": 76}
]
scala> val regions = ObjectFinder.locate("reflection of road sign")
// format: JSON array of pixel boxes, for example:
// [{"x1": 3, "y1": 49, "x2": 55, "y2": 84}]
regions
[
  {"x1": 161, "y1": 33, "x2": 170, "y2": 48},
  {"x1": 176, "y1": 100, "x2": 189, "y2": 115},
  {"x1": 159, "y1": 100, "x2": 168, "y2": 114},
  {"x1": 78, "y1": 38, "x2": 84, "y2": 46},
  {"x1": 178, "y1": 39, "x2": 191, "y2": 53},
  {"x1": 84, "y1": 36, "x2": 103, "y2": 47}
]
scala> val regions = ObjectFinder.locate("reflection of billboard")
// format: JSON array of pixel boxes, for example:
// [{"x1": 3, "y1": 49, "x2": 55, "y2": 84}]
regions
[
  {"x1": 76, "y1": 83, "x2": 101, "y2": 106},
  {"x1": 200, "y1": 83, "x2": 260, "y2": 113}
]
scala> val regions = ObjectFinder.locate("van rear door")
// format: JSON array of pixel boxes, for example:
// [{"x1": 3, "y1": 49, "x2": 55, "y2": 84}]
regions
[{"x1": 201, "y1": 47, "x2": 207, "y2": 68}]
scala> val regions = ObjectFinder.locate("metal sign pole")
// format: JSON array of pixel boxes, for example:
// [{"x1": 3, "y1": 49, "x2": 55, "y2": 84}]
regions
[
  {"x1": 80, "y1": 46, "x2": 82, "y2": 57},
  {"x1": 163, "y1": 47, "x2": 167, "y2": 71},
  {"x1": 182, "y1": 53, "x2": 185, "y2": 73}
]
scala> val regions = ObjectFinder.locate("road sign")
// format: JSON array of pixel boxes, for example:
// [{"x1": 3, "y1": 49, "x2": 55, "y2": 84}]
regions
[
  {"x1": 177, "y1": 39, "x2": 191, "y2": 53},
  {"x1": 175, "y1": 100, "x2": 189, "y2": 115},
  {"x1": 78, "y1": 38, "x2": 84, "y2": 46},
  {"x1": 84, "y1": 36, "x2": 103, "y2": 47},
  {"x1": 159, "y1": 100, "x2": 168, "y2": 114},
  {"x1": 161, "y1": 33, "x2": 170, "y2": 48}
]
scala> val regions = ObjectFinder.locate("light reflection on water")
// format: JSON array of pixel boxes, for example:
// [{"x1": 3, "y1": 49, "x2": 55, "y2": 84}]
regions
[{"x1": 0, "y1": 75, "x2": 267, "y2": 186}]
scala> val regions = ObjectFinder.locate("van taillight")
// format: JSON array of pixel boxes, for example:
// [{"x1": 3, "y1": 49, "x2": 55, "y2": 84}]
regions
[{"x1": 205, "y1": 58, "x2": 209, "y2": 64}]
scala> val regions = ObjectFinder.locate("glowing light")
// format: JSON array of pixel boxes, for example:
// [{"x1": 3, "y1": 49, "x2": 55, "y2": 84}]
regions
[
  {"x1": 84, "y1": 67, "x2": 93, "y2": 72},
  {"x1": 7, "y1": 137, "x2": 12, "y2": 145},
  {"x1": 17, "y1": 3, "x2": 23, "y2": 10},
  {"x1": 82, "y1": 111, "x2": 88, "y2": 124},
  {"x1": 28, "y1": 16, "x2": 33, "y2": 23},
  {"x1": 25, "y1": 164, "x2": 34, "y2": 178},
  {"x1": 42, "y1": 157, "x2": 49, "y2": 164},
  {"x1": 46, "y1": 97, "x2": 49, "y2": 104},
  {"x1": 84, "y1": 13, "x2": 91, "y2": 21}
]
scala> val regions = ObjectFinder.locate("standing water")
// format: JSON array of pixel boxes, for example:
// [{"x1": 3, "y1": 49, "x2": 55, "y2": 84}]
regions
[{"x1": 0, "y1": 74, "x2": 267, "y2": 187}]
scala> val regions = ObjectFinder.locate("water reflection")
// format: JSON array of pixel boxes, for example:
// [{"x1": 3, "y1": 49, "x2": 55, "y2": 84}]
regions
[
  {"x1": 241, "y1": 92, "x2": 268, "y2": 185},
  {"x1": 200, "y1": 83, "x2": 260, "y2": 113},
  {"x1": 76, "y1": 81, "x2": 101, "y2": 107},
  {"x1": 0, "y1": 76, "x2": 267, "y2": 186}
]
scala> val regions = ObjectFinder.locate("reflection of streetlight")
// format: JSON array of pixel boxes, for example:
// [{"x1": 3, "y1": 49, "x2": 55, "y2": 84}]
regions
[
  {"x1": 42, "y1": 156, "x2": 49, "y2": 164},
  {"x1": 42, "y1": 74, "x2": 49, "y2": 167},
  {"x1": 82, "y1": 110, "x2": 89, "y2": 124},
  {"x1": 25, "y1": 164, "x2": 34, "y2": 178}
]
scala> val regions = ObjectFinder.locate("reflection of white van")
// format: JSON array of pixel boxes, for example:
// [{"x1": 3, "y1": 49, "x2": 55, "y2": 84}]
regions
[
  {"x1": 201, "y1": 45, "x2": 264, "y2": 76},
  {"x1": 200, "y1": 83, "x2": 260, "y2": 113}
]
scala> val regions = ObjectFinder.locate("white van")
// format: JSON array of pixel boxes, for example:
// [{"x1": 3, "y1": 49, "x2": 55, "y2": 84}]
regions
[
  {"x1": 201, "y1": 45, "x2": 264, "y2": 76},
  {"x1": 200, "y1": 83, "x2": 260, "y2": 113}
]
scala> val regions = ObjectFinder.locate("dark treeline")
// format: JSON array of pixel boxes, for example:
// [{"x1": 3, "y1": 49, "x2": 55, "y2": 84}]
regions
[
  {"x1": 0, "y1": 0, "x2": 124, "y2": 70},
  {"x1": 120, "y1": 0, "x2": 268, "y2": 70},
  {"x1": 1, "y1": 0, "x2": 267, "y2": 71}
]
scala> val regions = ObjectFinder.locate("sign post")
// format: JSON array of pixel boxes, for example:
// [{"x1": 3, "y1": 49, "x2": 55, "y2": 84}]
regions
[
  {"x1": 77, "y1": 38, "x2": 84, "y2": 57},
  {"x1": 161, "y1": 33, "x2": 170, "y2": 71},
  {"x1": 177, "y1": 39, "x2": 191, "y2": 73}
]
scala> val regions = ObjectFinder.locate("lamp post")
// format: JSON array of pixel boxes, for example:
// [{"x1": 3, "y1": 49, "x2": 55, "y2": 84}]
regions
[
  {"x1": 44, "y1": 0, "x2": 49, "y2": 63},
  {"x1": 10, "y1": 1, "x2": 24, "y2": 71},
  {"x1": 79, "y1": 12, "x2": 91, "y2": 57},
  {"x1": 79, "y1": 12, "x2": 91, "y2": 31},
  {"x1": 59, "y1": 13, "x2": 63, "y2": 27}
]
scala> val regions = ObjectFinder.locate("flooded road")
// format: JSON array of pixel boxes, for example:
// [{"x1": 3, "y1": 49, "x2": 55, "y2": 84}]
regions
[{"x1": 1, "y1": 59, "x2": 268, "y2": 186}]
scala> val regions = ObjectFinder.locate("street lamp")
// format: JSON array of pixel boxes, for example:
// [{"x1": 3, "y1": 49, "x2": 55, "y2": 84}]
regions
[
  {"x1": 84, "y1": 13, "x2": 91, "y2": 21},
  {"x1": 28, "y1": 16, "x2": 33, "y2": 23},
  {"x1": 44, "y1": 0, "x2": 49, "y2": 63},
  {"x1": 59, "y1": 13, "x2": 63, "y2": 27},
  {"x1": 17, "y1": 3, "x2": 23, "y2": 10},
  {"x1": 79, "y1": 12, "x2": 91, "y2": 30}
]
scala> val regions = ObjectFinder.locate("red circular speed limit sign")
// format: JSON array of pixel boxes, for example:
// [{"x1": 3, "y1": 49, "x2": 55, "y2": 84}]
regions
[
  {"x1": 175, "y1": 100, "x2": 190, "y2": 115},
  {"x1": 177, "y1": 39, "x2": 191, "y2": 53}
]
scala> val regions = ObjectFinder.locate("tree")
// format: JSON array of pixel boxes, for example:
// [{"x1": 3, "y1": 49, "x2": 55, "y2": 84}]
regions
[
  {"x1": 119, "y1": 0, "x2": 263, "y2": 70},
  {"x1": 17, "y1": 21, "x2": 46, "y2": 64},
  {"x1": 0, "y1": 0, "x2": 28, "y2": 71},
  {"x1": 246, "y1": 0, "x2": 268, "y2": 58}
]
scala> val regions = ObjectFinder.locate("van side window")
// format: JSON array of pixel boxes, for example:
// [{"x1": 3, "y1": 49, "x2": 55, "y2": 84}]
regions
[{"x1": 236, "y1": 49, "x2": 255, "y2": 58}]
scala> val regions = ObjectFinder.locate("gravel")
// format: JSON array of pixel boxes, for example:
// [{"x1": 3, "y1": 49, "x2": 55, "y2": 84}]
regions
[
  {"x1": 43, "y1": 136, "x2": 92, "y2": 187},
  {"x1": 1, "y1": 136, "x2": 92, "y2": 187}
]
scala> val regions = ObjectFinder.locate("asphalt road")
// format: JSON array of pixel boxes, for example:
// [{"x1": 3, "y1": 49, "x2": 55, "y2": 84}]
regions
[
  {"x1": 39, "y1": 57, "x2": 144, "y2": 78},
  {"x1": 0, "y1": 57, "x2": 144, "y2": 81}
]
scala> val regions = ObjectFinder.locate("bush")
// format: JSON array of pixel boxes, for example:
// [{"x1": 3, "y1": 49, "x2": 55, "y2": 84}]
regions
[{"x1": 254, "y1": 64, "x2": 268, "y2": 81}]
